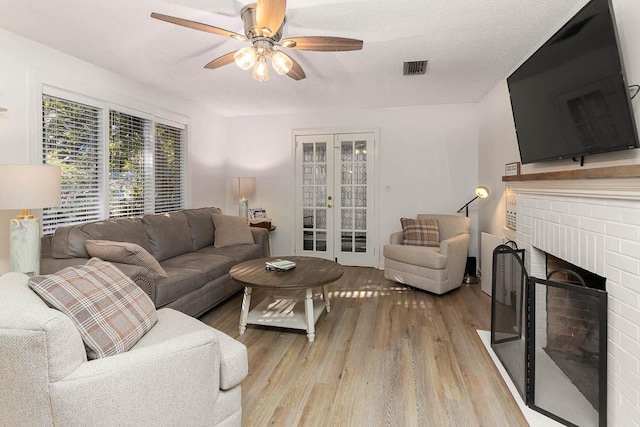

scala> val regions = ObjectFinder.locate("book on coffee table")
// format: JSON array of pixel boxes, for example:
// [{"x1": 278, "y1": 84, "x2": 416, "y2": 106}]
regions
[{"x1": 265, "y1": 259, "x2": 296, "y2": 271}]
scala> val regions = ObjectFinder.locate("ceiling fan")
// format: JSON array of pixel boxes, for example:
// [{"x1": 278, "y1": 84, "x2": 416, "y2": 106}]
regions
[{"x1": 151, "y1": 0, "x2": 363, "y2": 82}]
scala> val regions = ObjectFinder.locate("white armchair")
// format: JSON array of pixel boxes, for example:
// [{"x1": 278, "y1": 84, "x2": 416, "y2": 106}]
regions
[
  {"x1": 383, "y1": 214, "x2": 471, "y2": 295},
  {"x1": 0, "y1": 272, "x2": 247, "y2": 426}
]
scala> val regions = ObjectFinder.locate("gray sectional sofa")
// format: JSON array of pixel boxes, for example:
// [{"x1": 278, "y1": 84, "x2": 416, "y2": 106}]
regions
[{"x1": 40, "y1": 207, "x2": 269, "y2": 317}]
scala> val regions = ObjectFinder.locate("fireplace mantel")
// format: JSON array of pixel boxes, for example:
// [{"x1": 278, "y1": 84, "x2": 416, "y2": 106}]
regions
[
  {"x1": 502, "y1": 164, "x2": 640, "y2": 182},
  {"x1": 502, "y1": 165, "x2": 640, "y2": 200}
]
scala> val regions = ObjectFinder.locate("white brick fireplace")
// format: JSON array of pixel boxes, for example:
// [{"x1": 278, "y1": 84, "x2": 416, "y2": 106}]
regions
[{"x1": 508, "y1": 178, "x2": 640, "y2": 426}]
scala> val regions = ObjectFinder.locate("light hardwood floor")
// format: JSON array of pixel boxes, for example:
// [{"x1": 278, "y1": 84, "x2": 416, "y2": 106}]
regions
[{"x1": 200, "y1": 267, "x2": 528, "y2": 427}]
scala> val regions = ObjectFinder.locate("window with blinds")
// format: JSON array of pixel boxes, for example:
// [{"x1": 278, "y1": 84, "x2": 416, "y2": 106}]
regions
[
  {"x1": 108, "y1": 110, "x2": 152, "y2": 218},
  {"x1": 42, "y1": 94, "x2": 103, "y2": 235},
  {"x1": 155, "y1": 123, "x2": 185, "y2": 213},
  {"x1": 41, "y1": 91, "x2": 187, "y2": 234}
]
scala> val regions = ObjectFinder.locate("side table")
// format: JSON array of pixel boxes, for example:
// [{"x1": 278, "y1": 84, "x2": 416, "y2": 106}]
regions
[{"x1": 250, "y1": 223, "x2": 276, "y2": 256}]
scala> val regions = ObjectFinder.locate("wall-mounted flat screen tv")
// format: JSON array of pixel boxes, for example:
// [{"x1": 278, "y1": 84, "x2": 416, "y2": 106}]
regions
[{"x1": 507, "y1": 0, "x2": 639, "y2": 164}]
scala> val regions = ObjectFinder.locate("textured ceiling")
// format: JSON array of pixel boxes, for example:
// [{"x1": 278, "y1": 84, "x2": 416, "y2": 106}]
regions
[{"x1": 0, "y1": 0, "x2": 588, "y2": 117}]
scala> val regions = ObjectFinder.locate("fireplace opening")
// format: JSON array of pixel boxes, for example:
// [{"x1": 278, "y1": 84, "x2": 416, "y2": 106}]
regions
[
  {"x1": 543, "y1": 254, "x2": 606, "y2": 413},
  {"x1": 546, "y1": 254, "x2": 606, "y2": 291},
  {"x1": 491, "y1": 246, "x2": 608, "y2": 427}
]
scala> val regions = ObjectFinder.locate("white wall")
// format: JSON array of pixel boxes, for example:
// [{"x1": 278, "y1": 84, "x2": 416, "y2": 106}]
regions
[
  {"x1": 0, "y1": 26, "x2": 481, "y2": 274},
  {"x1": 188, "y1": 108, "x2": 230, "y2": 209},
  {"x1": 219, "y1": 105, "x2": 480, "y2": 265},
  {"x1": 477, "y1": 0, "x2": 640, "y2": 245},
  {"x1": 477, "y1": 80, "x2": 521, "y2": 239},
  {"x1": 0, "y1": 29, "x2": 225, "y2": 273}
]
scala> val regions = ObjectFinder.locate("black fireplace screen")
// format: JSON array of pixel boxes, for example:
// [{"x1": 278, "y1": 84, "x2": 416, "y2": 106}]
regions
[
  {"x1": 491, "y1": 247, "x2": 608, "y2": 427},
  {"x1": 529, "y1": 276, "x2": 608, "y2": 427},
  {"x1": 491, "y1": 244, "x2": 527, "y2": 401}
]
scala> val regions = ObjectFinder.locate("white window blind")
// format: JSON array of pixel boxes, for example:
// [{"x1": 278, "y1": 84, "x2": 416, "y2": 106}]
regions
[
  {"x1": 41, "y1": 90, "x2": 188, "y2": 233},
  {"x1": 42, "y1": 94, "x2": 103, "y2": 235},
  {"x1": 154, "y1": 123, "x2": 185, "y2": 213},
  {"x1": 108, "y1": 110, "x2": 153, "y2": 218}
]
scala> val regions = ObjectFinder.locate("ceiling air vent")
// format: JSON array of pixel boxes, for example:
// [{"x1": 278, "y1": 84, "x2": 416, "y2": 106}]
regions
[{"x1": 403, "y1": 60, "x2": 428, "y2": 76}]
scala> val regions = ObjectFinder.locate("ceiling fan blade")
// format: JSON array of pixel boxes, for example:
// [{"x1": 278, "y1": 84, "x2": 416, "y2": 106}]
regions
[
  {"x1": 151, "y1": 12, "x2": 247, "y2": 41},
  {"x1": 256, "y1": 0, "x2": 287, "y2": 37},
  {"x1": 204, "y1": 51, "x2": 238, "y2": 69},
  {"x1": 283, "y1": 53, "x2": 306, "y2": 81},
  {"x1": 280, "y1": 36, "x2": 363, "y2": 52}
]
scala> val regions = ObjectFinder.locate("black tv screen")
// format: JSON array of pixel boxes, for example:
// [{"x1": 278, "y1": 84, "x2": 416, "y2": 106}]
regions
[{"x1": 507, "y1": 0, "x2": 639, "y2": 164}]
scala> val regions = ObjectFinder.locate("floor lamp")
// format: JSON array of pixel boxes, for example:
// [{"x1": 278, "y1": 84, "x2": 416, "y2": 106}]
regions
[
  {"x1": 0, "y1": 165, "x2": 62, "y2": 275},
  {"x1": 231, "y1": 177, "x2": 256, "y2": 218},
  {"x1": 456, "y1": 185, "x2": 490, "y2": 284}
]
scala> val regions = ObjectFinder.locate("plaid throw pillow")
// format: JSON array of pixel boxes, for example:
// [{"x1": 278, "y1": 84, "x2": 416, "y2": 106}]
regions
[
  {"x1": 401, "y1": 217, "x2": 440, "y2": 247},
  {"x1": 29, "y1": 258, "x2": 157, "y2": 359}
]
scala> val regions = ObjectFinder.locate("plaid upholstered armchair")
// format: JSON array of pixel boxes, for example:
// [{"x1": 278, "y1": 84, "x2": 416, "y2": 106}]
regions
[{"x1": 383, "y1": 214, "x2": 471, "y2": 295}]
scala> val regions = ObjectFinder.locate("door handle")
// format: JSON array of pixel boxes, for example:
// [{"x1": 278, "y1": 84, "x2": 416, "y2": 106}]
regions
[{"x1": 327, "y1": 203, "x2": 333, "y2": 208}]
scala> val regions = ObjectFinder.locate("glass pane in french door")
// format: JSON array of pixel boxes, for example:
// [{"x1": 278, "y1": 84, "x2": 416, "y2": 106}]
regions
[
  {"x1": 301, "y1": 140, "x2": 329, "y2": 253},
  {"x1": 340, "y1": 139, "x2": 367, "y2": 253}
]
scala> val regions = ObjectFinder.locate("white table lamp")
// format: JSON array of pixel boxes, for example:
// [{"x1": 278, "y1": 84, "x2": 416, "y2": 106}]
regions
[
  {"x1": 0, "y1": 164, "x2": 62, "y2": 275},
  {"x1": 231, "y1": 177, "x2": 256, "y2": 218}
]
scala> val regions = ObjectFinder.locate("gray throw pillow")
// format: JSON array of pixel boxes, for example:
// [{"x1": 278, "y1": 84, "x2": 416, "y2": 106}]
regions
[
  {"x1": 212, "y1": 214, "x2": 254, "y2": 248},
  {"x1": 85, "y1": 239, "x2": 168, "y2": 279}
]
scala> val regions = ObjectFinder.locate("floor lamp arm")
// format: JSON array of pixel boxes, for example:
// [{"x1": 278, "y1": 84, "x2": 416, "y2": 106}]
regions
[{"x1": 456, "y1": 195, "x2": 479, "y2": 217}]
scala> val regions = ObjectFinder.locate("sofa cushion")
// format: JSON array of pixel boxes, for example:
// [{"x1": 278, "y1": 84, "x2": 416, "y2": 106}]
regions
[
  {"x1": 85, "y1": 240, "x2": 168, "y2": 279},
  {"x1": 133, "y1": 308, "x2": 248, "y2": 390},
  {"x1": 152, "y1": 267, "x2": 206, "y2": 307},
  {"x1": 401, "y1": 217, "x2": 439, "y2": 247},
  {"x1": 143, "y1": 212, "x2": 193, "y2": 262},
  {"x1": 52, "y1": 218, "x2": 150, "y2": 259},
  {"x1": 28, "y1": 258, "x2": 157, "y2": 360},
  {"x1": 183, "y1": 207, "x2": 223, "y2": 250},
  {"x1": 160, "y1": 253, "x2": 236, "y2": 284},
  {"x1": 197, "y1": 244, "x2": 263, "y2": 263},
  {"x1": 212, "y1": 214, "x2": 254, "y2": 248}
]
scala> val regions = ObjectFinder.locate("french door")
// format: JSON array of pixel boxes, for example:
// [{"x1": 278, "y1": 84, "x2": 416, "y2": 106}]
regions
[{"x1": 294, "y1": 132, "x2": 376, "y2": 267}]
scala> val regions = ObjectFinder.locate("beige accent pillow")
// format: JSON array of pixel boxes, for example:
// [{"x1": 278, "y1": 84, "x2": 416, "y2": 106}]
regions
[
  {"x1": 401, "y1": 217, "x2": 440, "y2": 247},
  {"x1": 85, "y1": 239, "x2": 168, "y2": 279},
  {"x1": 29, "y1": 258, "x2": 158, "y2": 359},
  {"x1": 212, "y1": 214, "x2": 255, "y2": 248}
]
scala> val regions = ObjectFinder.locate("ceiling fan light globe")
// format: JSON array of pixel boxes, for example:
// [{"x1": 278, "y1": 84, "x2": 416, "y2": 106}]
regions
[
  {"x1": 271, "y1": 50, "x2": 293, "y2": 75},
  {"x1": 234, "y1": 46, "x2": 257, "y2": 70},
  {"x1": 252, "y1": 56, "x2": 270, "y2": 81}
]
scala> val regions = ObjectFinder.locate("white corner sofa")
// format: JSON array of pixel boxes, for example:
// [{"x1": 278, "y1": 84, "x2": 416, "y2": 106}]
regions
[{"x1": 0, "y1": 271, "x2": 247, "y2": 426}]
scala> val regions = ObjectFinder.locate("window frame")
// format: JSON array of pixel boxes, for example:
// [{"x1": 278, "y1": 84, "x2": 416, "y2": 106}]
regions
[{"x1": 35, "y1": 83, "x2": 189, "y2": 234}]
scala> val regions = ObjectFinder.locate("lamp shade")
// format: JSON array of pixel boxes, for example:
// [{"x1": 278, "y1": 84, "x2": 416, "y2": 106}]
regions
[
  {"x1": 231, "y1": 177, "x2": 256, "y2": 198},
  {"x1": 475, "y1": 186, "x2": 490, "y2": 199},
  {"x1": 0, "y1": 164, "x2": 62, "y2": 209}
]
